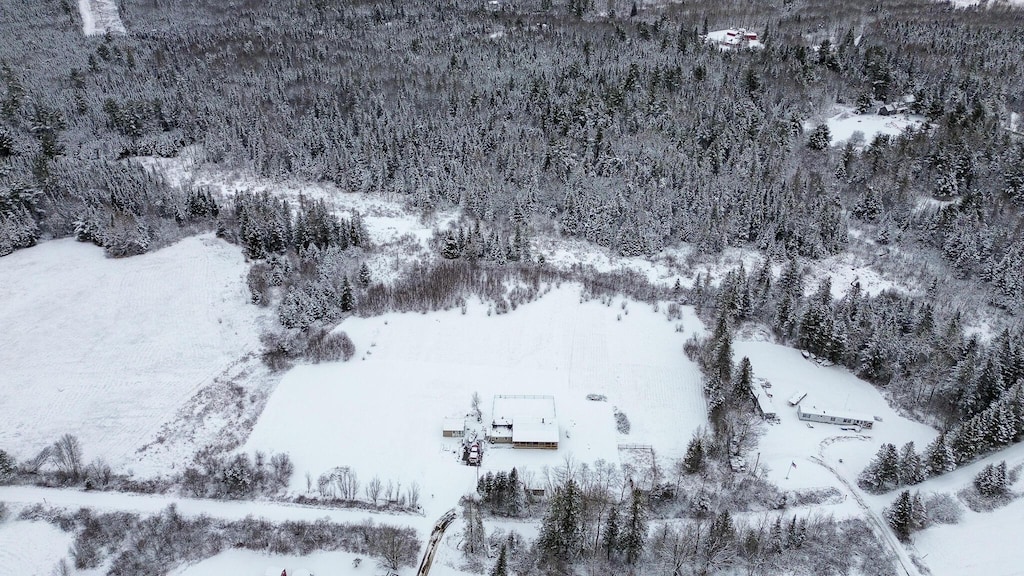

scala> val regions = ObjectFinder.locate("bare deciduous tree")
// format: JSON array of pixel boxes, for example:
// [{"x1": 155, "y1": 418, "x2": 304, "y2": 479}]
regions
[
  {"x1": 365, "y1": 475, "x2": 382, "y2": 506},
  {"x1": 52, "y1": 434, "x2": 83, "y2": 482}
]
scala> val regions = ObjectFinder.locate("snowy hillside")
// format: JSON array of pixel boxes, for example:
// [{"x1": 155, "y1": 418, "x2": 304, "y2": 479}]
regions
[{"x1": 0, "y1": 234, "x2": 265, "y2": 467}]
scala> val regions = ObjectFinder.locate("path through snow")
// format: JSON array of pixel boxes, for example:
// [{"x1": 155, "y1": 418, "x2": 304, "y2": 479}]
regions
[{"x1": 811, "y1": 438, "x2": 923, "y2": 576}]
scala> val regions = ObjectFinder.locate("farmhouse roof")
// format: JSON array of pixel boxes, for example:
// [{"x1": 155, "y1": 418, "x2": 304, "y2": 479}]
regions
[
  {"x1": 511, "y1": 418, "x2": 560, "y2": 443},
  {"x1": 443, "y1": 417, "x2": 465, "y2": 431}
]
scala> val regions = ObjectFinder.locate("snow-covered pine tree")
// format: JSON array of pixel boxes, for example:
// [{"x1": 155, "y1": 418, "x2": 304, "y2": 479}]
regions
[
  {"x1": 622, "y1": 487, "x2": 648, "y2": 565},
  {"x1": 885, "y1": 490, "x2": 914, "y2": 541},
  {"x1": 925, "y1": 430, "x2": 954, "y2": 475},
  {"x1": 507, "y1": 467, "x2": 524, "y2": 516},
  {"x1": 340, "y1": 276, "x2": 354, "y2": 312},
  {"x1": 732, "y1": 356, "x2": 754, "y2": 401},
  {"x1": 683, "y1": 435, "x2": 705, "y2": 474},
  {"x1": 602, "y1": 506, "x2": 620, "y2": 561},
  {"x1": 897, "y1": 442, "x2": 926, "y2": 486}
]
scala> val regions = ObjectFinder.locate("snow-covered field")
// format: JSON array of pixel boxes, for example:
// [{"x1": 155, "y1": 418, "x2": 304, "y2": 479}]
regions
[
  {"x1": 77, "y1": 0, "x2": 126, "y2": 35},
  {"x1": 0, "y1": 234, "x2": 264, "y2": 468},
  {"x1": 244, "y1": 286, "x2": 708, "y2": 518},
  {"x1": 0, "y1": 520, "x2": 74, "y2": 576},
  {"x1": 823, "y1": 106, "x2": 926, "y2": 147}
]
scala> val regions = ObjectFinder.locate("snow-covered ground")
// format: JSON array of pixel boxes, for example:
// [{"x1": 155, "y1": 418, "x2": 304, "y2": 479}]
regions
[
  {"x1": 0, "y1": 520, "x2": 74, "y2": 576},
  {"x1": 244, "y1": 285, "x2": 708, "y2": 521},
  {"x1": 77, "y1": 0, "x2": 126, "y2": 35},
  {"x1": 823, "y1": 106, "x2": 926, "y2": 147},
  {"x1": 0, "y1": 234, "x2": 265, "y2": 468}
]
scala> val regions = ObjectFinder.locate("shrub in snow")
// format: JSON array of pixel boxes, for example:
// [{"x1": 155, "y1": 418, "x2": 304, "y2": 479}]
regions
[
  {"x1": 221, "y1": 454, "x2": 256, "y2": 498},
  {"x1": 306, "y1": 328, "x2": 356, "y2": 363},
  {"x1": 614, "y1": 408, "x2": 631, "y2": 434},
  {"x1": 84, "y1": 458, "x2": 113, "y2": 490},
  {"x1": 923, "y1": 493, "x2": 963, "y2": 525}
]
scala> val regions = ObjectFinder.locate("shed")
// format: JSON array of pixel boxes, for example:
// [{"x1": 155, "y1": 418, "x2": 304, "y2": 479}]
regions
[
  {"x1": 788, "y1": 391, "x2": 808, "y2": 406},
  {"x1": 797, "y1": 404, "x2": 874, "y2": 428},
  {"x1": 751, "y1": 384, "x2": 777, "y2": 421}
]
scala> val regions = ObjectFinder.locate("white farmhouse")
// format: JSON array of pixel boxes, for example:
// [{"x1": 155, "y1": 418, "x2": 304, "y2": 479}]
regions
[{"x1": 489, "y1": 394, "x2": 559, "y2": 449}]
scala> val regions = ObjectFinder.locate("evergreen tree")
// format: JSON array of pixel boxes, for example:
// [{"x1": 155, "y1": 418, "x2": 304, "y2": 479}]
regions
[
  {"x1": 490, "y1": 544, "x2": 508, "y2": 576},
  {"x1": 538, "y1": 479, "x2": 584, "y2": 565},
  {"x1": 885, "y1": 490, "x2": 914, "y2": 541},
  {"x1": 507, "y1": 467, "x2": 525, "y2": 516},
  {"x1": 897, "y1": 442, "x2": 926, "y2": 485},
  {"x1": 859, "y1": 443, "x2": 900, "y2": 492},
  {"x1": 974, "y1": 461, "x2": 1008, "y2": 497},
  {"x1": 602, "y1": 506, "x2": 620, "y2": 560},
  {"x1": 733, "y1": 356, "x2": 754, "y2": 400},
  {"x1": 622, "y1": 488, "x2": 648, "y2": 565},
  {"x1": 358, "y1": 262, "x2": 371, "y2": 287},
  {"x1": 0, "y1": 449, "x2": 15, "y2": 482},
  {"x1": 442, "y1": 233, "x2": 461, "y2": 259},
  {"x1": 340, "y1": 276, "x2": 355, "y2": 312},
  {"x1": 808, "y1": 124, "x2": 832, "y2": 150},
  {"x1": 683, "y1": 435, "x2": 705, "y2": 474}
]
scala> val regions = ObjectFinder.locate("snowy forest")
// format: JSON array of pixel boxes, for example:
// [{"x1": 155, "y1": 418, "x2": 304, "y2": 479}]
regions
[{"x1": 3, "y1": 0, "x2": 1024, "y2": 573}]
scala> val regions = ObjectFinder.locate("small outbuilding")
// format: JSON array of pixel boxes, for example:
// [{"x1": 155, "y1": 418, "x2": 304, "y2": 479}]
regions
[
  {"x1": 788, "y1": 391, "x2": 808, "y2": 406},
  {"x1": 797, "y1": 404, "x2": 874, "y2": 428}
]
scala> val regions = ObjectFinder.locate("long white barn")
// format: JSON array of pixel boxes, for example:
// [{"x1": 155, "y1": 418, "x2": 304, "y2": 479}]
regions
[{"x1": 797, "y1": 404, "x2": 874, "y2": 428}]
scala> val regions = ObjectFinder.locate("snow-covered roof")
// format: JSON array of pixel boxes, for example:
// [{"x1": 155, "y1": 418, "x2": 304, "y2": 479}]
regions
[
  {"x1": 788, "y1": 391, "x2": 807, "y2": 406},
  {"x1": 492, "y1": 395, "x2": 556, "y2": 427},
  {"x1": 752, "y1": 385, "x2": 776, "y2": 415},
  {"x1": 798, "y1": 404, "x2": 874, "y2": 423},
  {"x1": 512, "y1": 418, "x2": 559, "y2": 444},
  {"x1": 442, "y1": 417, "x2": 465, "y2": 431}
]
